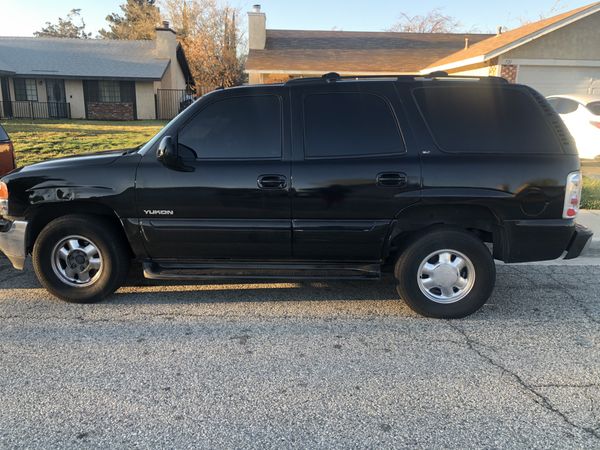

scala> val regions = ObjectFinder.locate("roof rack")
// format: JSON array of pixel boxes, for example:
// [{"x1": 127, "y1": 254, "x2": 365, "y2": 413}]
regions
[{"x1": 285, "y1": 72, "x2": 508, "y2": 86}]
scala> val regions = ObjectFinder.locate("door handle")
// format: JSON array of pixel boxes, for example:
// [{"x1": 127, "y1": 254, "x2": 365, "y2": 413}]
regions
[
  {"x1": 376, "y1": 172, "x2": 407, "y2": 187},
  {"x1": 257, "y1": 174, "x2": 287, "y2": 190}
]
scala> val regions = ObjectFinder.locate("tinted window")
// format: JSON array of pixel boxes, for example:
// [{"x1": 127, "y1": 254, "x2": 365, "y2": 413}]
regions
[
  {"x1": 303, "y1": 92, "x2": 404, "y2": 158},
  {"x1": 414, "y1": 86, "x2": 563, "y2": 154},
  {"x1": 548, "y1": 97, "x2": 579, "y2": 114},
  {"x1": 0, "y1": 125, "x2": 7, "y2": 141},
  {"x1": 587, "y1": 101, "x2": 600, "y2": 116},
  {"x1": 178, "y1": 95, "x2": 281, "y2": 159}
]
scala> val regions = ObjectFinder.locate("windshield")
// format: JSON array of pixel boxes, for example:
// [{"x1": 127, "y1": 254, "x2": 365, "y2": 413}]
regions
[
  {"x1": 586, "y1": 101, "x2": 600, "y2": 116},
  {"x1": 0, "y1": 125, "x2": 8, "y2": 141}
]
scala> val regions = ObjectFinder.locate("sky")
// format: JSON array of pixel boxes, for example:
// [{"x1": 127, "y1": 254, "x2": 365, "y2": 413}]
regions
[{"x1": 0, "y1": 0, "x2": 592, "y2": 37}]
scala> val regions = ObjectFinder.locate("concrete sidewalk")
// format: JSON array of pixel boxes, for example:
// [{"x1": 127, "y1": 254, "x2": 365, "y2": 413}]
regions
[{"x1": 578, "y1": 210, "x2": 600, "y2": 249}]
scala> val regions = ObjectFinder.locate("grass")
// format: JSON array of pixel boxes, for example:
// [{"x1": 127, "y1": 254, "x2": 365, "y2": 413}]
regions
[
  {"x1": 1, "y1": 119, "x2": 165, "y2": 166},
  {"x1": 2, "y1": 119, "x2": 600, "y2": 210},
  {"x1": 582, "y1": 160, "x2": 600, "y2": 210}
]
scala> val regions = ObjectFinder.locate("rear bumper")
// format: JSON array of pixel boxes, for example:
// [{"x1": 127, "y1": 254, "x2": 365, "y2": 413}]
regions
[
  {"x1": 0, "y1": 220, "x2": 28, "y2": 270},
  {"x1": 564, "y1": 223, "x2": 593, "y2": 260},
  {"x1": 499, "y1": 219, "x2": 593, "y2": 263}
]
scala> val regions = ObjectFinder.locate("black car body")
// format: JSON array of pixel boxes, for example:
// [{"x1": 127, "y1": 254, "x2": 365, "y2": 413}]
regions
[{"x1": 0, "y1": 73, "x2": 593, "y2": 318}]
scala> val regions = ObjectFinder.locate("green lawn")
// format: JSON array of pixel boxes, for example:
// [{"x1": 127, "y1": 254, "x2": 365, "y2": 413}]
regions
[
  {"x1": 1, "y1": 119, "x2": 165, "y2": 166},
  {"x1": 2, "y1": 119, "x2": 599, "y2": 209}
]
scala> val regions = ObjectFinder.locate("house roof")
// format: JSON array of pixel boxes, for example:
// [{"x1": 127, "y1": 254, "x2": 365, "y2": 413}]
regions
[
  {"x1": 246, "y1": 29, "x2": 493, "y2": 74},
  {"x1": 424, "y1": 2, "x2": 600, "y2": 72},
  {"x1": 0, "y1": 37, "x2": 170, "y2": 80}
]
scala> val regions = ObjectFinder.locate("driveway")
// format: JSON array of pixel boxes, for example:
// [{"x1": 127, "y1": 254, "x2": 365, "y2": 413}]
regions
[{"x1": 0, "y1": 257, "x2": 599, "y2": 449}]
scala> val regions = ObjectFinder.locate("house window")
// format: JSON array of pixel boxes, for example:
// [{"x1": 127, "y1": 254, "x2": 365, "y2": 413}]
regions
[
  {"x1": 99, "y1": 80, "x2": 121, "y2": 103},
  {"x1": 14, "y1": 79, "x2": 38, "y2": 102}
]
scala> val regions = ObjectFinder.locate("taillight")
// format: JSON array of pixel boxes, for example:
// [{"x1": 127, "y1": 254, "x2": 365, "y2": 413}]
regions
[
  {"x1": 590, "y1": 121, "x2": 600, "y2": 129},
  {"x1": 563, "y1": 171, "x2": 582, "y2": 219},
  {"x1": 0, "y1": 181, "x2": 8, "y2": 217}
]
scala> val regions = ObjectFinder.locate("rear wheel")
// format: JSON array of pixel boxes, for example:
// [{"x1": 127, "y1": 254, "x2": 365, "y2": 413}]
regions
[
  {"x1": 395, "y1": 229, "x2": 495, "y2": 318},
  {"x1": 33, "y1": 215, "x2": 130, "y2": 303}
]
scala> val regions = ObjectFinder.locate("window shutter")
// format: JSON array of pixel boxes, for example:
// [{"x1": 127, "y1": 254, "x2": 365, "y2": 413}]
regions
[
  {"x1": 83, "y1": 80, "x2": 99, "y2": 102},
  {"x1": 120, "y1": 81, "x2": 135, "y2": 103}
]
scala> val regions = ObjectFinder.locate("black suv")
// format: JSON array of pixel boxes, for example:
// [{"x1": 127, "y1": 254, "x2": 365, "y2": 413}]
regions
[{"x1": 0, "y1": 73, "x2": 593, "y2": 318}]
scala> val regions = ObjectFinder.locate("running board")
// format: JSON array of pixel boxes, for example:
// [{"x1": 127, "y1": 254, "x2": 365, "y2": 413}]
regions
[{"x1": 143, "y1": 261, "x2": 381, "y2": 281}]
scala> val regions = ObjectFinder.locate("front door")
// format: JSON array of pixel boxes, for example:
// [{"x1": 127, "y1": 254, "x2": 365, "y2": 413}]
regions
[
  {"x1": 135, "y1": 87, "x2": 292, "y2": 260},
  {"x1": 290, "y1": 82, "x2": 421, "y2": 261},
  {"x1": 46, "y1": 79, "x2": 67, "y2": 118}
]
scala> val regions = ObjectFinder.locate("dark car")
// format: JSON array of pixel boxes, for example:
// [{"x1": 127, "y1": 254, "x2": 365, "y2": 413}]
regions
[
  {"x1": 0, "y1": 124, "x2": 15, "y2": 176},
  {"x1": 0, "y1": 73, "x2": 593, "y2": 318}
]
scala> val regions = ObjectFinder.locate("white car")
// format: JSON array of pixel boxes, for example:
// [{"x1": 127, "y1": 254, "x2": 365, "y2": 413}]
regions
[{"x1": 546, "y1": 94, "x2": 600, "y2": 160}]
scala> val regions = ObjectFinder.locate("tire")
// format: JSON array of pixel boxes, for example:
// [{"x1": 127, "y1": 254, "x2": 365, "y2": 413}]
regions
[
  {"x1": 32, "y1": 215, "x2": 131, "y2": 303},
  {"x1": 394, "y1": 228, "x2": 495, "y2": 319}
]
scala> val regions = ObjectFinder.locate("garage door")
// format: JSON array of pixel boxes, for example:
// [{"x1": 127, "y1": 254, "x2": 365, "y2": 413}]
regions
[{"x1": 517, "y1": 66, "x2": 600, "y2": 96}]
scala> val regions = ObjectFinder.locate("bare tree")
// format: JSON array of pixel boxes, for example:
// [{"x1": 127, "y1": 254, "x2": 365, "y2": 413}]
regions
[
  {"x1": 34, "y1": 9, "x2": 91, "y2": 39},
  {"x1": 387, "y1": 8, "x2": 461, "y2": 33},
  {"x1": 518, "y1": 0, "x2": 566, "y2": 25},
  {"x1": 161, "y1": 0, "x2": 245, "y2": 91}
]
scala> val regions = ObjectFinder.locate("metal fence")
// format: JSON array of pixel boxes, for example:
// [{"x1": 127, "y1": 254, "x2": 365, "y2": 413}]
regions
[
  {"x1": 0, "y1": 101, "x2": 71, "y2": 119},
  {"x1": 155, "y1": 87, "x2": 213, "y2": 120},
  {"x1": 155, "y1": 89, "x2": 190, "y2": 120}
]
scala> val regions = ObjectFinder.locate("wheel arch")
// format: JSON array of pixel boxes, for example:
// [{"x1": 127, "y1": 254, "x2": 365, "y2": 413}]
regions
[
  {"x1": 385, "y1": 204, "x2": 504, "y2": 264},
  {"x1": 25, "y1": 202, "x2": 135, "y2": 257}
]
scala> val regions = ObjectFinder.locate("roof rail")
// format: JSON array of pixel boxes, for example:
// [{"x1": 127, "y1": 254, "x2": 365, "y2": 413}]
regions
[{"x1": 285, "y1": 72, "x2": 508, "y2": 86}]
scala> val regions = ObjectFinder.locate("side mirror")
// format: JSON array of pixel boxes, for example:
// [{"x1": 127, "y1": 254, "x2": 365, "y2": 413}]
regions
[
  {"x1": 156, "y1": 136, "x2": 176, "y2": 165},
  {"x1": 156, "y1": 135, "x2": 194, "y2": 172}
]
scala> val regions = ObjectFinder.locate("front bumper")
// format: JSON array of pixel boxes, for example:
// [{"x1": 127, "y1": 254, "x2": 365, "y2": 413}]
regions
[
  {"x1": 0, "y1": 220, "x2": 28, "y2": 270},
  {"x1": 564, "y1": 223, "x2": 593, "y2": 259}
]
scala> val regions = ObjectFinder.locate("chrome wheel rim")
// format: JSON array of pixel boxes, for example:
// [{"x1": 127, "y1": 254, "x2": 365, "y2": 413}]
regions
[
  {"x1": 51, "y1": 235, "x2": 103, "y2": 287},
  {"x1": 417, "y1": 249, "x2": 476, "y2": 304}
]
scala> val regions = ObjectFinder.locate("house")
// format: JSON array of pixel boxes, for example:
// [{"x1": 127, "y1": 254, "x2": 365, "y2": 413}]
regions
[
  {"x1": 245, "y1": 5, "x2": 492, "y2": 83},
  {"x1": 246, "y1": 2, "x2": 600, "y2": 96},
  {"x1": 0, "y1": 22, "x2": 194, "y2": 121},
  {"x1": 423, "y1": 2, "x2": 600, "y2": 96}
]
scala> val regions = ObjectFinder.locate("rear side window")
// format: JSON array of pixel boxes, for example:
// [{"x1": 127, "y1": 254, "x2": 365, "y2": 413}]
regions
[
  {"x1": 587, "y1": 101, "x2": 600, "y2": 116},
  {"x1": 0, "y1": 125, "x2": 8, "y2": 141},
  {"x1": 413, "y1": 86, "x2": 563, "y2": 154},
  {"x1": 178, "y1": 95, "x2": 282, "y2": 159},
  {"x1": 303, "y1": 92, "x2": 404, "y2": 158},
  {"x1": 548, "y1": 97, "x2": 579, "y2": 114}
]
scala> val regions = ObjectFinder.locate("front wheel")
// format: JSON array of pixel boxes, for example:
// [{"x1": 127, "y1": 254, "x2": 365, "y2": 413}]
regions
[
  {"x1": 395, "y1": 229, "x2": 496, "y2": 319},
  {"x1": 32, "y1": 215, "x2": 131, "y2": 303}
]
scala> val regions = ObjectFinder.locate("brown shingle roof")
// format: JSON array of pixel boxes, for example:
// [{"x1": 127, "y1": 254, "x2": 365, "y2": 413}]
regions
[
  {"x1": 246, "y1": 29, "x2": 492, "y2": 73},
  {"x1": 425, "y1": 2, "x2": 600, "y2": 70}
]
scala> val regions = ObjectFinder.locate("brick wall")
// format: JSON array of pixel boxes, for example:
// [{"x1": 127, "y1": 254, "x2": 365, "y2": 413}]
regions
[
  {"x1": 500, "y1": 64, "x2": 518, "y2": 83},
  {"x1": 87, "y1": 102, "x2": 135, "y2": 120}
]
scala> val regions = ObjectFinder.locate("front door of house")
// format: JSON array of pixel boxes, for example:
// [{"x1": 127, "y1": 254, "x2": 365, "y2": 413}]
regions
[{"x1": 46, "y1": 79, "x2": 67, "y2": 118}]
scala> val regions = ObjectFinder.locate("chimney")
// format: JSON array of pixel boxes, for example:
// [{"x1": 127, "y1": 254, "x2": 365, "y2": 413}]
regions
[
  {"x1": 464, "y1": 37, "x2": 469, "y2": 49},
  {"x1": 497, "y1": 26, "x2": 503, "y2": 36},
  {"x1": 155, "y1": 22, "x2": 177, "y2": 59},
  {"x1": 248, "y1": 4, "x2": 266, "y2": 50}
]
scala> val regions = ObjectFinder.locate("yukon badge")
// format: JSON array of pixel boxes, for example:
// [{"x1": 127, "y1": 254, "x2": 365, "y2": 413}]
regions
[{"x1": 144, "y1": 210, "x2": 174, "y2": 216}]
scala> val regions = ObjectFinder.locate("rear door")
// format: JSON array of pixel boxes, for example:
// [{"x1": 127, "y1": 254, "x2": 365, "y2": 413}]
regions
[{"x1": 289, "y1": 81, "x2": 421, "y2": 261}]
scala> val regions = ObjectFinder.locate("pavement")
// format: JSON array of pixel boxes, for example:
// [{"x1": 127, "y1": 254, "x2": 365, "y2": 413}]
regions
[
  {"x1": 0, "y1": 250, "x2": 599, "y2": 448},
  {"x1": 579, "y1": 210, "x2": 600, "y2": 249}
]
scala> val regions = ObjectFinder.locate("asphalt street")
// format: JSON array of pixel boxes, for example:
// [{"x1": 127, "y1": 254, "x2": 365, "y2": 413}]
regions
[{"x1": 0, "y1": 256, "x2": 599, "y2": 449}]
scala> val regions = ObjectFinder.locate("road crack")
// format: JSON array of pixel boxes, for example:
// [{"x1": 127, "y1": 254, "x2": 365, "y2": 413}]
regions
[{"x1": 447, "y1": 321, "x2": 600, "y2": 441}]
